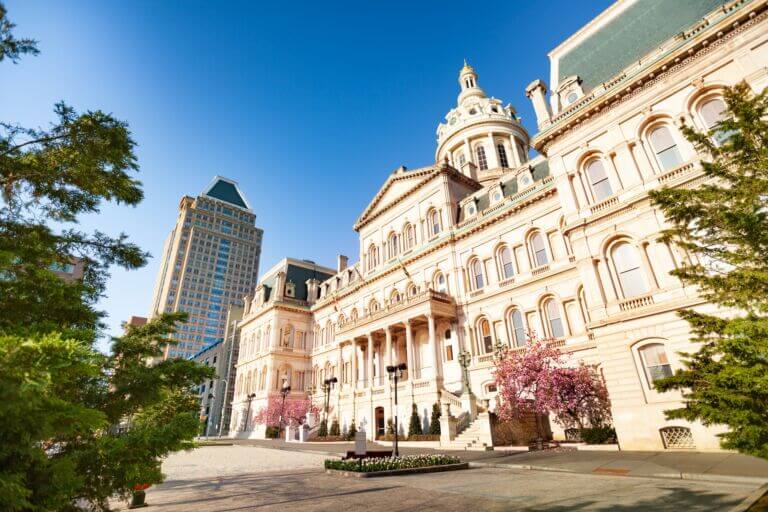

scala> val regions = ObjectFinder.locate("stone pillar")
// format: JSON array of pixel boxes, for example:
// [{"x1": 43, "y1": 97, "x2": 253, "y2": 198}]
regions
[
  {"x1": 509, "y1": 134, "x2": 523, "y2": 167},
  {"x1": 486, "y1": 132, "x2": 500, "y2": 169},
  {"x1": 351, "y1": 340, "x2": 357, "y2": 390},
  {"x1": 367, "y1": 333, "x2": 374, "y2": 388},
  {"x1": 405, "y1": 320, "x2": 415, "y2": 381},
  {"x1": 427, "y1": 314, "x2": 442, "y2": 381},
  {"x1": 525, "y1": 79, "x2": 551, "y2": 128},
  {"x1": 385, "y1": 326, "x2": 393, "y2": 367},
  {"x1": 270, "y1": 322, "x2": 279, "y2": 349}
]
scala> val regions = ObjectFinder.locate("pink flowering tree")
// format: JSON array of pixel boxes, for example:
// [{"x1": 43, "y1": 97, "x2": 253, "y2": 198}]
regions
[
  {"x1": 545, "y1": 364, "x2": 612, "y2": 429},
  {"x1": 253, "y1": 394, "x2": 317, "y2": 428},
  {"x1": 494, "y1": 334, "x2": 612, "y2": 439}
]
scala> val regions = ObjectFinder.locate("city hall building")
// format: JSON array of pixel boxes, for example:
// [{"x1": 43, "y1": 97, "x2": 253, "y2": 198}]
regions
[{"x1": 229, "y1": 0, "x2": 768, "y2": 450}]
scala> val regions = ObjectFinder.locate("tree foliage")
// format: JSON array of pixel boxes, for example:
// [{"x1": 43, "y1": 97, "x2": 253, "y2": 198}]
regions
[
  {"x1": 0, "y1": 4, "x2": 214, "y2": 510},
  {"x1": 649, "y1": 83, "x2": 768, "y2": 459},
  {"x1": 252, "y1": 395, "x2": 314, "y2": 428},
  {"x1": 493, "y1": 335, "x2": 611, "y2": 430},
  {"x1": 407, "y1": 403, "x2": 422, "y2": 437},
  {"x1": 429, "y1": 403, "x2": 441, "y2": 435}
]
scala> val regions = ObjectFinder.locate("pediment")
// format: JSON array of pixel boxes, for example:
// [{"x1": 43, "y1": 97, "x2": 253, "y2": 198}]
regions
[{"x1": 354, "y1": 166, "x2": 437, "y2": 231}]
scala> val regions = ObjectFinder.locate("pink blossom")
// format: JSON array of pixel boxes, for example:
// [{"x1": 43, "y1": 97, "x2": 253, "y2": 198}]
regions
[{"x1": 253, "y1": 394, "x2": 317, "y2": 427}]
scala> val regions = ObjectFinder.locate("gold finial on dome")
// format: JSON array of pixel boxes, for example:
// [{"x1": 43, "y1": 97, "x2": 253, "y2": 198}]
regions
[{"x1": 461, "y1": 58, "x2": 474, "y2": 74}]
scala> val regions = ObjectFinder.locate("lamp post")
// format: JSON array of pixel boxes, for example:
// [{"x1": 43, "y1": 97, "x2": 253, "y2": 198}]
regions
[
  {"x1": 494, "y1": 338, "x2": 507, "y2": 361},
  {"x1": 323, "y1": 377, "x2": 338, "y2": 423},
  {"x1": 204, "y1": 391, "x2": 215, "y2": 437},
  {"x1": 244, "y1": 393, "x2": 256, "y2": 432},
  {"x1": 386, "y1": 362, "x2": 407, "y2": 457},
  {"x1": 278, "y1": 383, "x2": 291, "y2": 438}
]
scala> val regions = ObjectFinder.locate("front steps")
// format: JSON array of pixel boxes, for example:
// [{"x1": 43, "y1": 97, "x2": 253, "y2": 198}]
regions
[{"x1": 442, "y1": 413, "x2": 494, "y2": 451}]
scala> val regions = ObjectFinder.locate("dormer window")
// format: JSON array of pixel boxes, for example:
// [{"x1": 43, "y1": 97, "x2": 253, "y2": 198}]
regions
[
  {"x1": 566, "y1": 92, "x2": 579, "y2": 104},
  {"x1": 469, "y1": 108, "x2": 477, "y2": 115},
  {"x1": 466, "y1": 202, "x2": 476, "y2": 217},
  {"x1": 285, "y1": 281, "x2": 296, "y2": 298}
]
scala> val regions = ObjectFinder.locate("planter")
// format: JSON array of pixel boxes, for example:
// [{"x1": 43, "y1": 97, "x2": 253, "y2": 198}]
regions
[{"x1": 326, "y1": 462, "x2": 469, "y2": 478}]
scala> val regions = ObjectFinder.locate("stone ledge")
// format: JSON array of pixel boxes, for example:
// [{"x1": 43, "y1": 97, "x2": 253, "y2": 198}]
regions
[{"x1": 325, "y1": 462, "x2": 469, "y2": 478}]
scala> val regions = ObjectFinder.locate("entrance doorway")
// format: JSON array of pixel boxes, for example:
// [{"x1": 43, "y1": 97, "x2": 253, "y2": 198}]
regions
[{"x1": 375, "y1": 407, "x2": 385, "y2": 438}]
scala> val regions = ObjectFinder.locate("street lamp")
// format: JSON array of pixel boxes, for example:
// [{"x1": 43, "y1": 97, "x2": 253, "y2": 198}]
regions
[
  {"x1": 494, "y1": 338, "x2": 507, "y2": 360},
  {"x1": 278, "y1": 383, "x2": 292, "y2": 438},
  {"x1": 386, "y1": 362, "x2": 407, "y2": 457},
  {"x1": 244, "y1": 393, "x2": 256, "y2": 432},
  {"x1": 458, "y1": 350, "x2": 473, "y2": 395},
  {"x1": 322, "y1": 377, "x2": 338, "y2": 422}
]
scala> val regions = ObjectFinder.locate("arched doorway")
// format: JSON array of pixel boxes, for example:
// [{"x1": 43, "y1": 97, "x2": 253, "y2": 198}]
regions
[{"x1": 375, "y1": 407, "x2": 385, "y2": 438}]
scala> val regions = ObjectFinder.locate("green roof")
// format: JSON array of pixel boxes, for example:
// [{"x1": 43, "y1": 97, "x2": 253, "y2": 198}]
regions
[
  {"x1": 558, "y1": 0, "x2": 723, "y2": 91},
  {"x1": 204, "y1": 179, "x2": 248, "y2": 209},
  {"x1": 261, "y1": 263, "x2": 334, "y2": 302}
]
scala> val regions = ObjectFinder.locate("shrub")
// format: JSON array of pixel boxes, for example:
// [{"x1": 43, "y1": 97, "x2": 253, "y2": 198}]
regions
[
  {"x1": 386, "y1": 418, "x2": 394, "y2": 435},
  {"x1": 580, "y1": 426, "x2": 616, "y2": 444},
  {"x1": 324, "y1": 454, "x2": 460, "y2": 473},
  {"x1": 329, "y1": 418, "x2": 340, "y2": 437},
  {"x1": 408, "y1": 404, "x2": 422, "y2": 437},
  {"x1": 346, "y1": 420, "x2": 357, "y2": 441},
  {"x1": 317, "y1": 419, "x2": 328, "y2": 437},
  {"x1": 429, "y1": 403, "x2": 441, "y2": 435},
  {"x1": 265, "y1": 426, "x2": 280, "y2": 439}
]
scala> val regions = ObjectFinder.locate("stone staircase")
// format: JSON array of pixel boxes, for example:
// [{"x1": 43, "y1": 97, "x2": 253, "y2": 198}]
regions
[{"x1": 441, "y1": 412, "x2": 494, "y2": 451}]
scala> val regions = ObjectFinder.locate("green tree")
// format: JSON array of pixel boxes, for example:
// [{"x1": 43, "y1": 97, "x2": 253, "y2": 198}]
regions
[
  {"x1": 0, "y1": 4, "x2": 215, "y2": 510},
  {"x1": 408, "y1": 404, "x2": 422, "y2": 437},
  {"x1": 649, "y1": 82, "x2": 768, "y2": 459},
  {"x1": 429, "y1": 403, "x2": 441, "y2": 435},
  {"x1": 329, "y1": 418, "x2": 340, "y2": 437},
  {"x1": 346, "y1": 420, "x2": 357, "y2": 441},
  {"x1": 317, "y1": 419, "x2": 328, "y2": 437}
]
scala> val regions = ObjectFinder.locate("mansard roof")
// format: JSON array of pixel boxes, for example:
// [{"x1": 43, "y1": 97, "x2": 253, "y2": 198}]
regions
[
  {"x1": 202, "y1": 176, "x2": 251, "y2": 210},
  {"x1": 554, "y1": 0, "x2": 722, "y2": 93}
]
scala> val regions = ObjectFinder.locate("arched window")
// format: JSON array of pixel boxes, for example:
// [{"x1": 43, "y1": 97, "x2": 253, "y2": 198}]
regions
[
  {"x1": 531, "y1": 232, "x2": 549, "y2": 267},
  {"x1": 585, "y1": 159, "x2": 612, "y2": 201},
  {"x1": 282, "y1": 324, "x2": 293, "y2": 347},
  {"x1": 612, "y1": 242, "x2": 649, "y2": 298},
  {"x1": 649, "y1": 125, "x2": 683, "y2": 171},
  {"x1": 458, "y1": 152, "x2": 466, "y2": 167},
  {"x1": 429, "y1": 209, "x2": 441, "y2": 236},
  {"x1": 407, "y1": 283, "x2": 418, "y2": 297},
  {"x1": 434, "y1": 271, "x2": 447, "y2": 293},
  {"x1": 497, "y1": 144, "x2": 509, "y2": 168},
  {"x1": 478, "y1": 318, "x2": 493, "y2": 353},
  {"x1": 544, "y1": 298, "x2": 564, "y2": 338},
  {"x1": 470, "y1": 259, "x2": 484, "y2": 290},
  {"x1": 388, "y1": 232, "x2": 399, "y2": 259},
  {"x1": 369, "y1": 299, "x2": 380, "y2": 313},
  {"x1": 350, "y1": 308, "x2": 358, "y2": 321},
  {"x1": 639, "y1": 343, "x2": 673, "y2": 386},
  {"x1": 498, "y1": 245, "x2": 514, "y2": 280},
  {"x1": 508, "y1": 309, "x2": 525, "y2": 347},
  {"x1": 390, "y1": 289, "x2": 401, "y2": 304},
  {"x1": 476, "y1": 145, "x2": 488, "y2": 170},
  {"x1": 256, "y1": 330, "x2": 262, "y2": 353},
  {"x1": 699, "y1": 97, "x2": 731, "y2": 146},
  {"x1": 404, "y1": 223, "x2": 415, "y2": 249},
  {"x1": 367, "y1": 244, "x2": 378, "y2": 271}
]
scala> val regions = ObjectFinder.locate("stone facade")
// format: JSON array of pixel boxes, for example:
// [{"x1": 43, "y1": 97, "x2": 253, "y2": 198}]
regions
[{"x1": 229, "y1": 0, "x2": 768, "y2": 451}]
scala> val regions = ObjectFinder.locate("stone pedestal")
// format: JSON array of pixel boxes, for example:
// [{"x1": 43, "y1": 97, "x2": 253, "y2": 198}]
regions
[
  {"x1": 354, "y1": 429, "x2": 367, "y2": 456},
  {"x1": 285, "y1": 425, "x2": 296, "y2": 442},
  {"x1": 298, "y1": 424, "x2": 309, "y2": 442},
  {"x1": 439, "y1": 403, "x2": 458, "y2": 446},
  {"x1": 461, "y1": 392, "x2": 478, "y2": 420}
]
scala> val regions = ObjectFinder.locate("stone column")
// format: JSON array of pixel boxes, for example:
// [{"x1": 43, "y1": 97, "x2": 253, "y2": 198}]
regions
[
  {"x1": 486, "y1": 133, "x2": 500, "y2": 169},
  {"x1": 405, "y1": 320, "x2": 415, "y2": 381},
  {"x1": 351, "y1": 340, "x2": 357, "y2": 390},
  {"x1": 427, "y1": 314, "x2": 442, "y2": 381},
  {"x1": 510, "y1": 134, "x2": 523, "y2": 167},
  {"x1": 638, "y1": 242, "x2": 660, "y2": 290},
  {"x1": 367, "y1": 333, "x2": 374, "y2": 388},
  {"x1": 385, "y1": 326, "x2": 393, "y2": 368}
]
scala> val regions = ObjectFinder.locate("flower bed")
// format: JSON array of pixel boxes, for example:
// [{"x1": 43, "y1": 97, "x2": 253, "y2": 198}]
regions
[
  {"x1": 325, "y1": 454, "x2": 460, "y2": 473},
  {"x1": 376, "y1": 434, "x2": 440, "y2": 442}
]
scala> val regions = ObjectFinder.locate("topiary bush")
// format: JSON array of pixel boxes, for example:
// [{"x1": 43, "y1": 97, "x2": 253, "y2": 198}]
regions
[
  {"x1": 346, "y1": 420, "x2": 357, "y2": 441},
  {"x1": 330, "y1": 418, "x2": 340, "y2": 437},
  {"x1": 408, "y1": 404, "x2": 422, "y2": 437},
  {"x1": 265, "y1": 426, "x2": 280, "y2": 439},
  {"x1": 429, "y1": 403, "x2": 441, "y2": 435},
  {"x1": 317, "y1": 419, "x2": 328, "y2": 437},
  {"x1": 386, "y1": 418, "x2": 394, "y2": 435}
]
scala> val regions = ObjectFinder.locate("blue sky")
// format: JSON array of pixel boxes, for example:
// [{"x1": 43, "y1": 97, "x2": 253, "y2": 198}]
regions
[{"x1": 0, "y1": 0, "x2": 612, "y2": 351}]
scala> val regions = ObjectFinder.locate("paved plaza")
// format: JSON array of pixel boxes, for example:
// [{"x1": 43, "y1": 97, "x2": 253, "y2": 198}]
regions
[{"x1": 111, "y1": 445, "x2": 764, "y2": 511}]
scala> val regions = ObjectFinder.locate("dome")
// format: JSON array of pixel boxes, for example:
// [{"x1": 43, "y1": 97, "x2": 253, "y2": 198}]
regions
[{"x1": 435, "y1": 63, "x2": 531, "y2": 184}]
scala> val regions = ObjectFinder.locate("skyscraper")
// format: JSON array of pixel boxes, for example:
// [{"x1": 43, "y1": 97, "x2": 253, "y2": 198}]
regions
[{"x1": 149, "y1": 176, "x2": 263, "y2": 359}]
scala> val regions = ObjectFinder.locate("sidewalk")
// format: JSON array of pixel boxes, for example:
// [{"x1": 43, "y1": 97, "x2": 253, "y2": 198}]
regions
[
  {"x1": 226, "y1": 438, "x2": 768, "y2": 485},
  {"x1": 471, "y1": 449, "x2": 768, "y2": 485}
]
